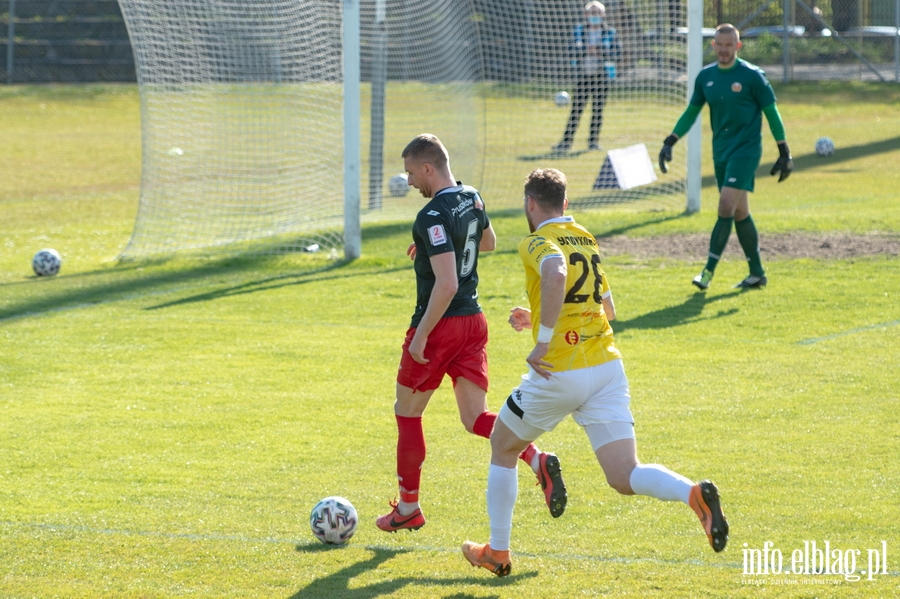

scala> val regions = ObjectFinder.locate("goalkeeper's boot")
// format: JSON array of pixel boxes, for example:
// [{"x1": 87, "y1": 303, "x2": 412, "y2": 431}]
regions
[
  {"x1": 692, "y1": 268, "x2": 713, "y2": 290},
  {"x1": 461, "y1": 541, "x2": 512, "y2": 577},
  {"x1": 375, "y1": 500, "x2": 426, "y2": 532},
  {"x1": 536, "y1": 452, "x2": 567, "y2": 518},
  {"x1": 689, "y1": 480, "x2": 729, "y2": 552},
  {"x1": 734, "y1": 274, "x2": 767, "y2": 289}
]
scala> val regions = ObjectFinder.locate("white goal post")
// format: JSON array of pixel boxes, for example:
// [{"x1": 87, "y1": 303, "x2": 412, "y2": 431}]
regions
[
  {"x1": 686, "y1": 0, "x2": 703, "y2": 214},
  {"x1": 117, "y1": 0, "x2": 701, "y2": 260}
]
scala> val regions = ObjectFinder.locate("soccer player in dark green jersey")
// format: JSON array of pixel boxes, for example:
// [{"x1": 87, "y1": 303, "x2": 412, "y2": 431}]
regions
[
  {"x1": 658, "y1": 23, "x2": 793, "y2": 289},
  {"x1": 377, "y1": 134, "x2": 567, "y2": 534}
]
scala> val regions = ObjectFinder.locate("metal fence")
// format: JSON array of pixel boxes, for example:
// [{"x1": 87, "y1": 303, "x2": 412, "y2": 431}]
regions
[
  {"x1": 2, "y1": 0, "x2": 134, "y2": 84},
  {"x1": 702, "y1": 0, "x2": 900, "y2": 81},
  {"x1": 1, "y1": 0, "x2": 897, "y2": 84}
]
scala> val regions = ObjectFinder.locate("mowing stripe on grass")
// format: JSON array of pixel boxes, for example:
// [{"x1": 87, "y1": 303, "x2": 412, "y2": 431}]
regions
[
  {"x1": 797, "y1": 319, "x2": 900, "y2": 345},
  {"x1": 1, "y1": 520, "x2": 744, "y2": 571},
  {"x1": 2, "y1": 520, "x2": 303, "y2": 545}
]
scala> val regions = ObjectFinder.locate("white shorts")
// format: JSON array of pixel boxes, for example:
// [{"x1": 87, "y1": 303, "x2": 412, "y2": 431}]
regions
[{"x1": 499, "y1": 358, "x2": 635, "y2": 451}]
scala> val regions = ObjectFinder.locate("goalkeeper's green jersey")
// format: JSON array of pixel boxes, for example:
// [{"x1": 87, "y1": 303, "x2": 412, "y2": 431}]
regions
[{"x1": 689, "y1": 58, "x2": 777, "y2": 163}]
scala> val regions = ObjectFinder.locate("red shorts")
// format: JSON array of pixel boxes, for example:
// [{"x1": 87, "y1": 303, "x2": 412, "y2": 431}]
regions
[{"x1": 397, "y1": 312, "x2": 489, "y2": 393}]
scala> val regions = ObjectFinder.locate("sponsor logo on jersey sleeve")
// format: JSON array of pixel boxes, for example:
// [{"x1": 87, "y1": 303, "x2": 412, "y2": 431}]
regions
[
  {"x1": 527, "y1": 236, "x2": 563, "y2": 263},
  {"x1": 527, "y1": 237, "x2": 547, "y2": 254},
  {"x1": 475, "y1": 197, "x2": 484, "y2": 210},
  {"x1": 427, "y1": 210, "x2": 441, "y2": 216},
  {"x1": 706, "y1": 81, "x2": 714, "y2": 87},
  {"x1": 536, "y1": 248, "x2": 562, "y2": 262},
  {"x1": 428, "y1": 224, "x2": 447, "y2": 246}
]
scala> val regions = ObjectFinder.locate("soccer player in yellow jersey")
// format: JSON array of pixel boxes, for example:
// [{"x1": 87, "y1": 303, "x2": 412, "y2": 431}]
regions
[{"x1": 462, "y1": 168, "x2": 729, "y2": 577}]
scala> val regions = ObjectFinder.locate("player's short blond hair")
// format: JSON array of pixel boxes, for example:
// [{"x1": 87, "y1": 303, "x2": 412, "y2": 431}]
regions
[
  {"x1": 715, "y1": 23, "x2": 741, "y2": 42},
  {"x1": 525, "y1": 168, "x2": 567, "y2": 211},
  {"x1": 402, "y1": 134, "x2": 449, "y2": 171}
]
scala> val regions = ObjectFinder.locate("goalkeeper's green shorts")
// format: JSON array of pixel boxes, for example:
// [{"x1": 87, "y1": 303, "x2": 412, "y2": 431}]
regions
[{"x1": 714, "y1": 156, "x2": 760, "y2": 192}]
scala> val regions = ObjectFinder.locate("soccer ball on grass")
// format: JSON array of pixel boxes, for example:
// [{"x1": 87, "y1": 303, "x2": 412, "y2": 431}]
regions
[
  {"x1": 32, "y1": 248, "x2": 62, "y2": 276},
  {"x1": 815, "y1": 137, "x2": 835, "y2": 157},
  {"x1": 388, "y1": 173, "x2": 409, "y2": 197},
  {"x1": 310, "y1": 496, "x2": 358, "y2": 545},
  {"x1": 555, "y1": 91, "x2": 570, "y2": 107}
]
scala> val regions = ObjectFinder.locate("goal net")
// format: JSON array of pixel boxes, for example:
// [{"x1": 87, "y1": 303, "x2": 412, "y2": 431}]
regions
[
  {"x1": 117, "y1": 0, "x2": 688, "y2": 259},
  {"x1": 474, "y1": 0, "x2": 690, "y2": 210}
]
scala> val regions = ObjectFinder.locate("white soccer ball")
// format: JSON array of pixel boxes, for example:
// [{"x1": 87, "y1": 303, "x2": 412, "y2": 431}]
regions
[
  {"x1": 309, "y1": 496, "x2": 358, "y2": 545},
  {"x1": 388, "y1": 173, "x2": 409, "y2": 197},
  {"x1": 815, "y1": 137, "x2": 835, "y2": 157},
  {"x1": 32, "y1": 248, "x2": 62, "y2": 277},
  {"x1": 555, "y1": 90, "x2": 570, "y2": 107}
]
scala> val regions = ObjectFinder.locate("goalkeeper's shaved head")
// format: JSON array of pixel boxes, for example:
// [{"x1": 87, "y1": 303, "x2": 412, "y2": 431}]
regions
[
  {"x1": 715, "y1": 23, "x2": 740, "y2": 42},
  {"x1": 402, "y1": 134, "x2": 449, "y2": 172},
  {"x1": 525, "y1": 168, "x2": 567, "y2": 213}
]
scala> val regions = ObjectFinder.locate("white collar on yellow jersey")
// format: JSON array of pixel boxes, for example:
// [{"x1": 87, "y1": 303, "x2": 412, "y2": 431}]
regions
[{"x1": 536, "y1": 215, "x2": 575, "y2": 230}]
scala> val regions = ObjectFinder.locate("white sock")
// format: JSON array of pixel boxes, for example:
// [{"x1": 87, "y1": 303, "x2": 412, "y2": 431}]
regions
[
  {"x1": 398, "y1": 501, "x2": 419, "y2": 516},
  {"x1": 629, "y1": 464, "x2": 694, "y2": 504},
  {"x1": 487, "y1": 464, "x2": 518, "y2": 551}
]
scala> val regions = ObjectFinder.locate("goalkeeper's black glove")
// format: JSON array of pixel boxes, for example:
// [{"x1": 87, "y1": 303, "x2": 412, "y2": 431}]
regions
[
  {"x1": 658, "y1": 134, "x2": 678, "y2": 173},
  {"x1": 771, "y1": 142, "x2": 793, "y2": 182}
]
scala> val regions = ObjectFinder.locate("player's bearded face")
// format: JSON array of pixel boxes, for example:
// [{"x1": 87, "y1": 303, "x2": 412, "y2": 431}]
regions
[
  {"x1": 524, "y1": 195, "x2": 537, "y2": 233},
  {"x1": 712, "y1": 32, "x2": 741, "y2": 66}
]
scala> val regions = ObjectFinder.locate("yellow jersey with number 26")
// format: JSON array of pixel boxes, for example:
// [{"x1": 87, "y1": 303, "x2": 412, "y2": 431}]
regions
[{"x1": 518, "y1": 216, "x2": 621, "y2": 372}]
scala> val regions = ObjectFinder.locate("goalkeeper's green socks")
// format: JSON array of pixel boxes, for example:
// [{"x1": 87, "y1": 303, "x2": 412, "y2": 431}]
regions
[
  {"x1": 735, "y1": 215, "x2": 765, "y2": 277},
  {"x1": 705, "y1": 216, "x2": 734, "y2": 273}
]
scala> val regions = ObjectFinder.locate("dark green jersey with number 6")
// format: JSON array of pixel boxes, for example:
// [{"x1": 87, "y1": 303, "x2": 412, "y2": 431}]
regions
[
  {"x1": 689, "y1": 58, "x2": 777, "y2": 163},
  {"x1": 410, "y1": 184, "x2": 490, "y2": 328}
]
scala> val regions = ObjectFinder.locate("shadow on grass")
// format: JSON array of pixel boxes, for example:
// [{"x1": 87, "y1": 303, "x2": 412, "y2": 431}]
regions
[
  {"x1": 144, "y1": 261, "x2": 408, "y2": 310},
  {"x1": 0, "y1": 255, "x2": 379, "y2": 321},
  {"x1": 290, "y1": 545, "x2": 533, "y2": 599},
  {"x1": 594, "y1": 211, "x2": 692, "y2": 238},
  {"x1": 701, "y1": 136, "x2": 900, "y2": 189},
  {"x1": 479, "y1": 211, "x2": 695, "y2": 261},
  {"x1": 612, "y1": 290, "x2": 741, "y2": 334},
  {"x1": 518, "y1": 148, "x2": 593, "y2": 161}
]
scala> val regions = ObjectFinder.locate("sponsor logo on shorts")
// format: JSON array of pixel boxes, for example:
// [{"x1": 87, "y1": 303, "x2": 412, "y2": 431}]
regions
[
  {"x1": 565, "y1": 331, "x2": 580, "y2": 345},
  {"x1": 428, "y1": 224, "x2": 447, "y2": 246},
  {"x1": 732, "y1": 82, "x2": 742, "y2": 92},
  {"x1": 728, "y1": 176, "x2": 737, "y2": 183}
]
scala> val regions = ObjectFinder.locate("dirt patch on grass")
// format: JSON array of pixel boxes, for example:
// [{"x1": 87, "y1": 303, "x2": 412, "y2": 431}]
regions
[{"x1": 599, "y1": 232, "x2": 900, "y2": 261}]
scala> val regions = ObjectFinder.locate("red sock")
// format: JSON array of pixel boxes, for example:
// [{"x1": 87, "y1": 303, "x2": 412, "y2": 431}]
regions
[
  {"x1": 519, "y1": 443, "x2": 539, "y2": 468},
  {"x1": 472, "y1": 411, "x2": 496, "y2": 438},
  {"x1": 396, "y1": 415, "x2": 425, "y2": 504},
  {"x1": 473, "y1": 411, "x2": 540, "y2": 467}
]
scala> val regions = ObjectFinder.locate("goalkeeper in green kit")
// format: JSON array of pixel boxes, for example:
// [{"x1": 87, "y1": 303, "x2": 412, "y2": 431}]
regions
[{"x1": 659, "y1": 23, "x2": 792, "y2": 289}]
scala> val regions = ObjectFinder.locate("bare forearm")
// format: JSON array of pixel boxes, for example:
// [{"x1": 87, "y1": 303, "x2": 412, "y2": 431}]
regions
[
  {"x1": 539, "y1": 271, "x2": 566, "y2": 329},
  {"x1": 415, "y1": 281, "x2": 455, "y2": 338}
]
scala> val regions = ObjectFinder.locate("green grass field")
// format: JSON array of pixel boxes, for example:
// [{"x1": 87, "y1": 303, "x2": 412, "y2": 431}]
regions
[{"x1": 1, "y1": 82, "x2": 899, "y2": 598}]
